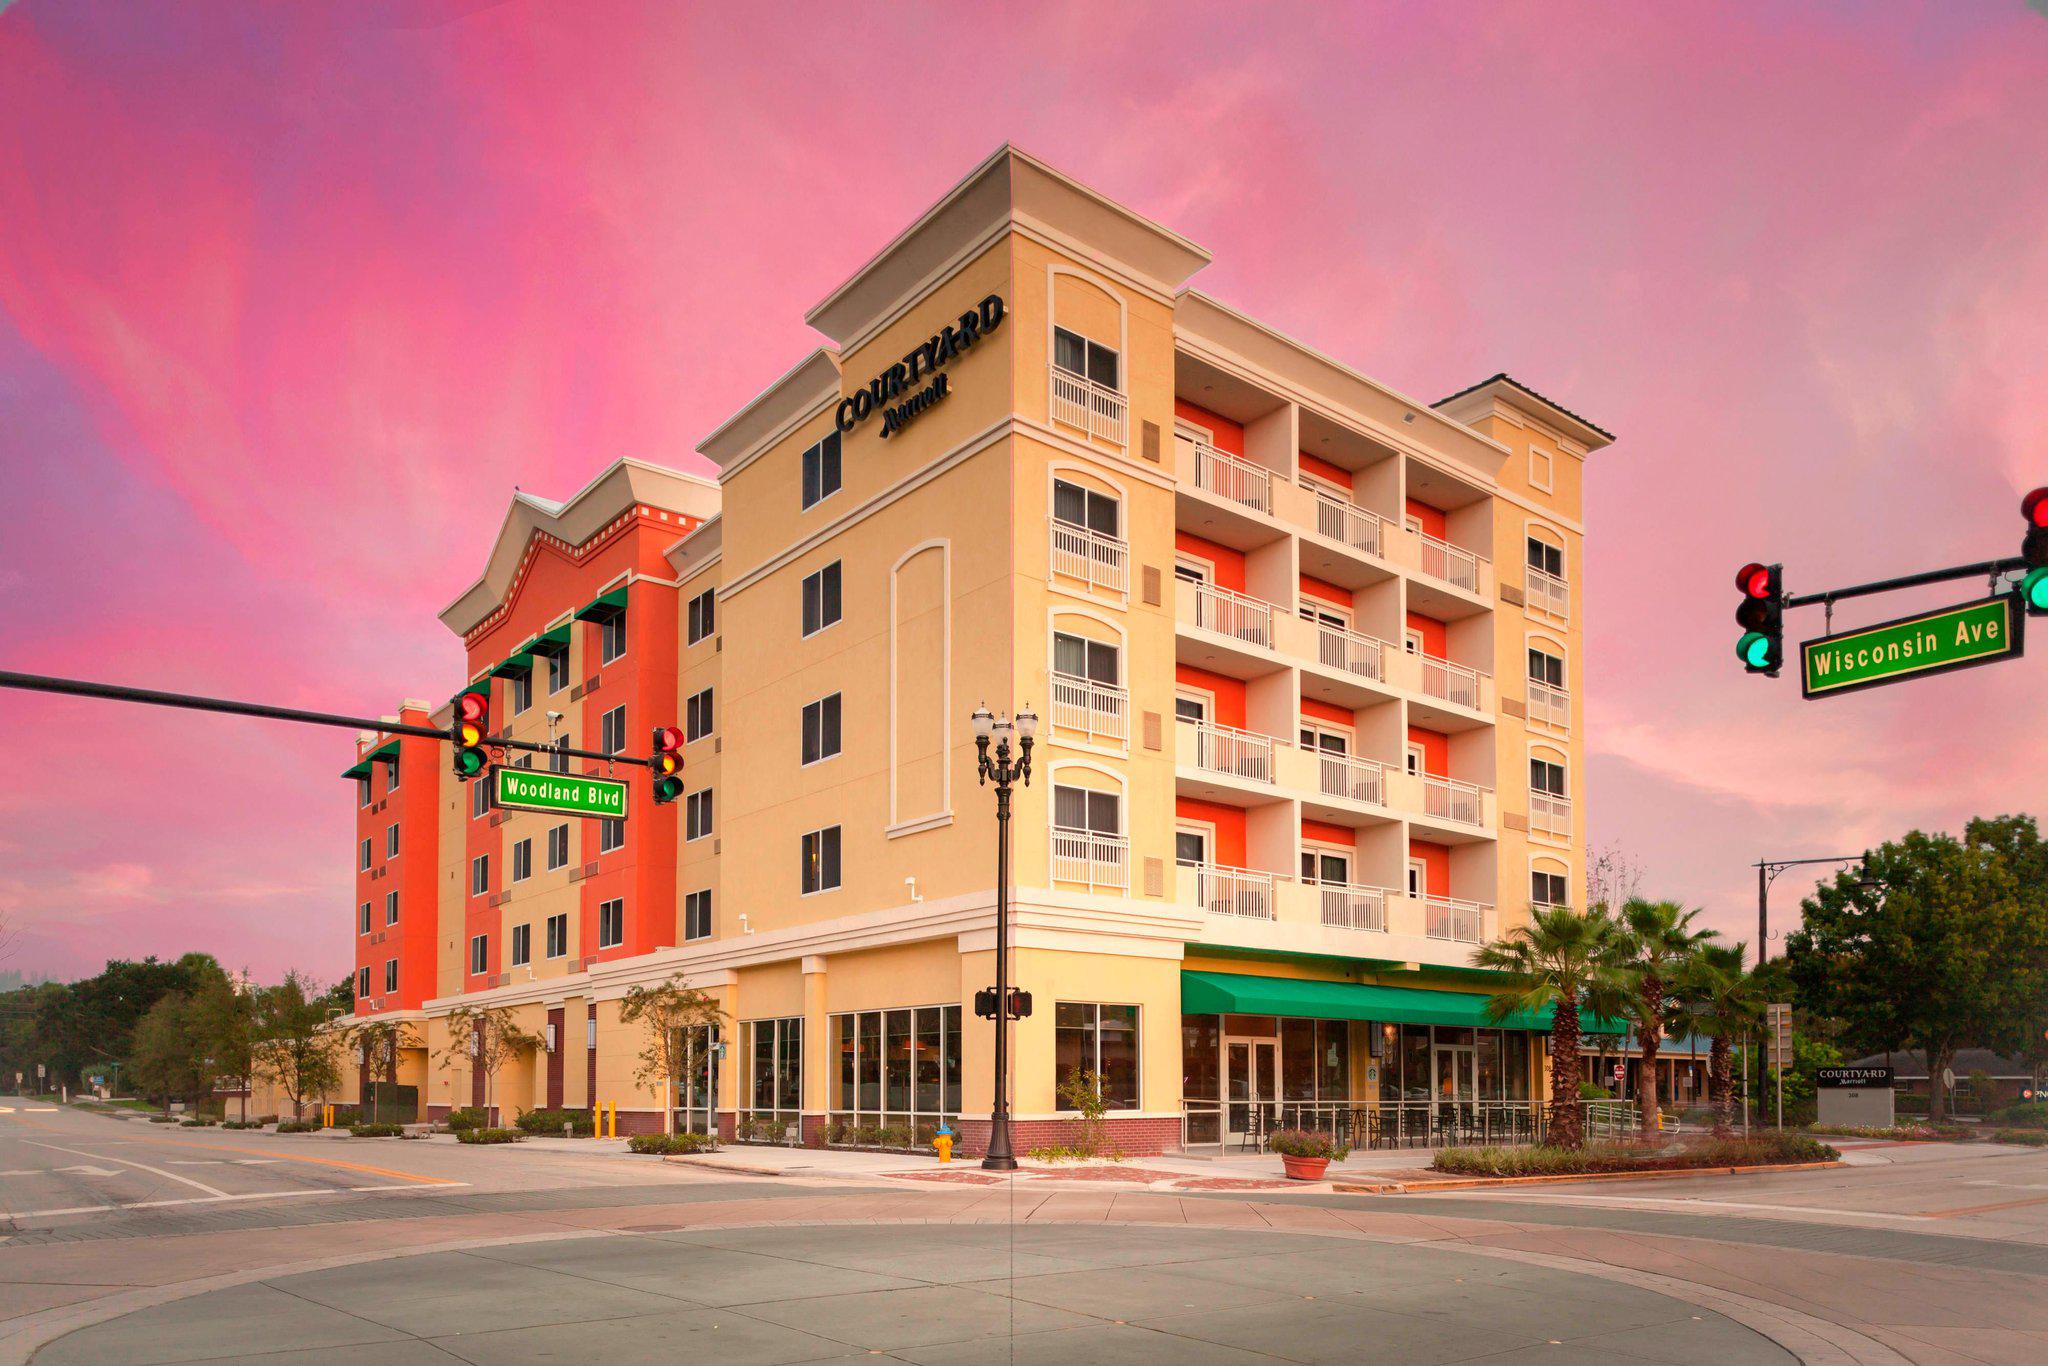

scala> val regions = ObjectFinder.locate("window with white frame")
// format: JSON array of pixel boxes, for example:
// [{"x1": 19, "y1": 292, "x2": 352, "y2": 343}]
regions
[
  {"x1": 358, "y1": 902, "x2": 371, "y2": 935},
  {"x1": 598, "y1": 898, "x2": 624, "y2": 950},
  {"x1": 599, "y1": 816, "x2": 624, "y2": 854},
  {"x1": 741, "y1": 1016, "x2": 804, "y2": 1114},
  {"x1": 545, "y1": 912, "x2": 568, "y2": 958},
  {"x1": 685, "y1": 789, "x2": 712, "y2": 841},
  {"x1": 385, "y1": 890, "x2": 398, "y2": 925},
  {"x1": 801, "y1": 561, "x2": 842, "y2": 637},
  {"x1": 1530, "y1": 756, "x2": 1568, "y2": 798},
  {"x1": 599, "y1": 609, "x2": 627, "y2": 665},
  {"x1": 685, "y1": 688, "x2": 714, "y2": 742},
  {"x1": 1052, "y1": 478, "x2": 1119, "y2": 538},
  {"x1": 800, "y1": 430, "x2": 842, "y2": 510},
  {"x1": 687, "y1": 588, "x2": 716, "y2": 645},
  {"x1": 600, "y1": 704, "x2": 627, "y2": 756},
  {"x1": 383, "y1": 959, "x2": 397, "y2": 994},
  {"x1": 545, "y1": 649, "x2": 568, "y2": 694},
  {"x1": 801, "y1": 825, "x2": 841, "y2": 894},
  {"x1": 470, "y1": 854, "x2": 489, "y2": 897},
  {"x1": 358, "y1": 966, "x2": 372, "y2": 999},
  {"x1": 358, "y1": 838, "x2": 372, "y2": 871},
  {"x1": 511, "y1": 837, "x2": 532, "y2": 883},
  {"x1": 1054, "y1": 1002, "x2": 1139, "y2": 1110},
  {"x1": 546, "y1": 823, "x2": 569, "y2": 870},
  {"x1": 1532, "y1": 868, "x2": 1570, "y2": 907},
  {"x1": 386, "y1": 755, "x2": 399, "y2": 791},
  {"x1": 1526, "y1": 535, "x2": 1564, "y2": 579},
  {"x1": 1051, "y1": 631, "x2": 1123, "y2": 744},
  {"x1": 508, "y1": 670, "x2": 532, "y2": 714},
  {"x1": 1053, "y1": 326, "x2": 1119, "y2": 390},
  {"x1": 1528, "y1": 646, "x2": 1565, "y2": 688},
  {"x1": 357, "y1": 777, "x2": 371, "y2": 808},
  {"x1": 683, "y1": 889, "x2": 711, "y2": 941},
  {"x1": 1051, "y1": 784, "x2": 1124, "y2": 889},
  {"x1": 801, "y1": 693, "x2": 841, "y2": 765},
  {"x1": 509, "y1": 923, "x2": 531, "y2": 968},
  {"x1": 469, "y1": 934, "x2": 488, "y2": 975}
]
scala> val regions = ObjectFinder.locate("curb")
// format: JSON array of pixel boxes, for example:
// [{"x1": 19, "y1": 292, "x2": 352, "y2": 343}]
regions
[{"x1": 1335, "y1": 1158, "x2": 1843, "y2": 1194}]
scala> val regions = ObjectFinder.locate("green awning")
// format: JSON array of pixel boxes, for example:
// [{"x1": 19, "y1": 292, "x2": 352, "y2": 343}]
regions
[
  {"x1": 490, "y1": 651, "x2": 534, "y2": 679},
  {"x1": 1181, "y1": 970, "x2": 1624, "y2": 1035},
  {"x1": 341, "y1": 760, "x2": 372, "y2": 781},
  {"x1": 530, "y1": 623, "x2": 573, "y2": 655},
  {"x1": 573, "y1": 587, "x2": 628, "y2": 622},
  {"x1": 368, "y1": 740, "x2": 399, "y2": 764}
]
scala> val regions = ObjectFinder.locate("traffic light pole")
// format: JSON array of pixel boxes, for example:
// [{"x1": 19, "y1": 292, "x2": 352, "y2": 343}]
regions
[
  {"x1": 1754, "y1": 853, "x2": 1863, "y2": 966},
  {"x1": 0, "y1": 669, "x2": 650, "y2": 768},
  {"x1": 1780, "y1": 555, "x2": 2024, "y2": 613}
]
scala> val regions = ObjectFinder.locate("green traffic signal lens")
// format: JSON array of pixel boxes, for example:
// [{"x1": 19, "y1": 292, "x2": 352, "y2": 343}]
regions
[
  {"x1": 2025, "y1": 567, "x2": 2048, "y2": 612},
  {"x1": 1737, "y1": 632, "x2": 1776, "y2": 670},
  {"x1": 654, "y1": 776, "x2": 683, "y2": 802},
  {"x1": 455, "y1": 749, "x2": 485, "y2": 776}
]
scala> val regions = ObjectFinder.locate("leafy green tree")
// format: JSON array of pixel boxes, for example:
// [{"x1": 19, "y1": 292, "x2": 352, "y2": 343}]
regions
[
  {"x1": 1786, "y1": 816, "x2": 2048, "y2": 1120},
  {"x1": 127, "y1": 992, "x2": 205, "y2": 1115},
  {"x1": 251, "y1": 970, "x2": 342, "y2": 1122},
  {"x1": 1472, "y1": 904, "x2": 1629, "y2": 1150},
  {"x1": 189, "y1": 971, "x2": 257, "y2": 1121},
  {"x1": 619, "y1": 978, "x2": 725, "y2": 1135},
  {"x1": 340, "y1": 1018, "x2": 420, "y2": 1125},
  {"x1": 1676, "y1": 942, "x2": 1763, "y2": 1137},
  {"x1": 1612, "y1": 899, "x2": 1714, "y2": 1136},
  {"x1": 436, "y1": 1004, "x2": 543, "y2": 1125}
]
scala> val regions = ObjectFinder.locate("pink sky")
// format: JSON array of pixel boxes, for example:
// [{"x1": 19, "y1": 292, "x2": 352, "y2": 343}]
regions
[{"x1": 2, "y1": 2, "x2": 2045, "y2": 982}]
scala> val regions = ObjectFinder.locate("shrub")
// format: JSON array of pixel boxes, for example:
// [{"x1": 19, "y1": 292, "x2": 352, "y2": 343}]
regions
[
  {"x1": 627, "y1": 1132, "x2": 717, "y2": 1155},
  {"x1": 1990, "y1": 1128, "x2": 2048, "y2": 1147},
  {"x1": 1268, "y1": 1128, "x2": 1351, "y2": 1162},
  {"x1": 1990, "y1": 1101, "x2": 2048, "y2": 1129},
  {"x1": 513, "y1": 1108, "x2": 595, "y2": 1137},
  {"x1": 1894, "y1": 1092, "x2": 1929, "y2": 1114},
  {"x1": 275, "y1": 1120, "x2": 318, "y2": 1133},
  {"x1": 147, "y1": 1115, "x2": 178, "y2": 1123},
  {"x1": 1431, "y1": 1134, "x2": 1835, "y2": 1178},
  {"x1": 455, "y1": 1127, "x2": 524, "y2": 1145},
  {"x1": 878, "y1": 1124, "x2": 913, "y2": 1150},
  {"x1": 348, "y1": 1123, "x2": 404, "y2": 1138},
  {"x1": 1578, "y1": 1081, "x2": 1613, "y2": 1100},
  {"x1": 852, "y1": 1123, "x2": 882, "y2": 1147},
  {"x1": 220, "y1": 1119, "x2": 262, "y2": 1130},
  {"x1": 1807, "y1": 1123, "x2": 1972, "y2": 1142},
  {"x1": 255, "y1": 1114, "x2": 279, "y2": 1126},
  {"x1": 445, "y1": 1106, "x2": 488, "y2": 1133},
  {"x1": 179, "y1": 1118, "x2": 217, "y2": 1127}
]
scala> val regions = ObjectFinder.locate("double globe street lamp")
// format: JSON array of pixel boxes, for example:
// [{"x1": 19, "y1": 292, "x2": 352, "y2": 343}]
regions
[{"x1": 971, "y1": 702, "x2": 1036, "y2": 1171}]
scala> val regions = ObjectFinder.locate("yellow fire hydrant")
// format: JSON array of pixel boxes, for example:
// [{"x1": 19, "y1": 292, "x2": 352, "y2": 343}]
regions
[{"x1": 933, "y1": 1124, "x2": 955, "y2": 1164}]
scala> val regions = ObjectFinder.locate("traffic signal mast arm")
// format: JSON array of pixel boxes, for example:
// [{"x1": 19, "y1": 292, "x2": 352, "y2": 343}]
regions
[
  {"x1": 0, "y1": 669, "x2": 652, "y2": 767},
  {"x1": 1778, "y1": 554, "x2": 2027, "y2": 612}
]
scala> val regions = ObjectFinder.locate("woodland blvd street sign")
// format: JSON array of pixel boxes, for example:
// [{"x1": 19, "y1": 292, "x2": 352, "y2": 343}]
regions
[
  {"x1": 492, "y1": 767, "x2": 628, "y2": 818},
  {"x1": 1801, "y1": 594, "x2": 2023, "y2": 699}
]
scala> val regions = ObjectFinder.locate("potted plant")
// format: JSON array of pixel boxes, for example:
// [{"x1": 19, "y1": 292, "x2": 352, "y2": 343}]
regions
[{"x1": 1268, "y1": 1128, "x2": 1349, "y2": 1180}]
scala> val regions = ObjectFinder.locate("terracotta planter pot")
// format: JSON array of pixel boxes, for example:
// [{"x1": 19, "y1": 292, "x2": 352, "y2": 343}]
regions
[{"x1": 1281, "y1": 1154, "x2": 1330, "y2": 1181}]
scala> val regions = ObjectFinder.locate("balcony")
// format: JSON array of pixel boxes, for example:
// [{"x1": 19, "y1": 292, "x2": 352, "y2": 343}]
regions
[
  {"x1": 1187, "y1": 441, "x2": 1272, "y2": 513},
  {"x1": 1307, "y1": 619, "x2": 1388, "y2": 683},
  {"x1": 1526, "y1": 678, "x2": 1569, "y2": 731},
  {"x1": 1050, "y1": 521, "x2": 1128, "y2": 597},
  {"x1": 1183, "y1": 580, "x2": 1274, "y2": 650},
  {"x1": 1530, "y1": 792, "x2": 1572, "y2": 841},
  {"x1": 1315, "y1": 881, "x2": 1388, "y2": 932},
  {"x1": 1315, "y1": 751, "x2": 1388, "y2": 807},
  {"x1": 1525, "y1": 566, "x2": 1569, "y2": 619},
  {"x1": 1421, "y1": 773, "x2": 1490, "y2": 826},
  {"x1": 1425, "y1": 895, "x2": 1491, "y2": 944},
  {"x1": 1416, "y1": 529, "x2": 1485, "y2": 593},
  {"x1": 1049, "y1": 671, "x2": 1128, "y2": 747},
  {"x1": 1417, "y1": 654, "x2": 1487, "y2": 711},
  {"x1": 1180, "y1": 862, "x2": 1276, "y2": 920},
  {"x1": 1304, "y1": 485, "x2": 1383, "y2": 558},
  {"x1": 1178, "y1": 719, "x2": 1276, "y2": 784},
  {"x1": 1050, "y1": 370, "x2": 1127, "y2": 445},
  {"x1": 1052, "y1": 826, "x2": 1128, "y2": 892}
]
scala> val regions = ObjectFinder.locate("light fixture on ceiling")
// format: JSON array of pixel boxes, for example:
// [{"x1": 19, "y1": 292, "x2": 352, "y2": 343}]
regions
[{"x1": 1403, "y1": 412, "x2": 1416, "y2": 424}]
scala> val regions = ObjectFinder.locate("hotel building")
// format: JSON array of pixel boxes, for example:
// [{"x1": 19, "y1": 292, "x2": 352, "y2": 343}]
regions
[{"x1": 330, "y1": 147, "x2": 1613, "y2": 1152}]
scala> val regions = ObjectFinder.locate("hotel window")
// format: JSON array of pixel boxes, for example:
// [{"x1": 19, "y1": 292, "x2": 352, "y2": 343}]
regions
[
  {"x1": 1528, "y1": 647, "x2": 1565, "y2": 689},
  {"x1": 470, "y1": 854, "x2": 489, "y2": 897},
  {"x1": 801, "y1": 693, "x2": 842, "y2": 765},
  {"x1": 687, "y1": 588, "x2": 716, "y2": 645},
  {"x1": 801, "y1": 825, "x2": 841, "y2": 894},
  {"x1": 1530, "y1": 757, "x2": 1568, "y2": 799},
  {"x1": 1053, "y1": 785, "x2": 1121, "y2": 840},
  {"x1": 1053, "y1": 326, "x2": 1120, "y2": 391},
  {"x1": 599, "y1": 816, "x2": 624, "y2": 854},
  {"x1": 1526, "y1": 536, "x2": 1564, "y2": 580},
  {"x1": 545, "y1": 649, "x2": 568, "y2": 694},
  {"x1": 1052, "y1": 478, "x2": 1119, "y2": 538},
  {"x1": 1054, "y1": 1002, "x2": 1139, "y2": 1110},
  {"x1": 385, "y1": 890, "x2": 399, "y2": 925},
  {"x1": 741, "y1": 1017, "x2": 804, "y2": 1115},
  {"x1": 546, "y1": 823, "x2": 569, "y2": 871},
  {"x1": 800, "y1": 431, "x2": 841, "y2": 510},
  {"x1": 600, "y1": 704, "x2": 627, "y2": 756},
  {"x1": 513, "y1": 753, "x2": 533, "y2": 770},
  {"x1": 1053, "y1": 632, "x2": 1119, "y2": 687},
  {"x1": 511, "y1": 837, "x2": 533, "y2": 883},
  {"x1": 833, "y1": 1006, "x2": 962, "y2": 1125},
  {"x1": 508, "y1": 670, "x2": 532, "y2": 715},
  {"x1": 598, "y1": 898, "x2": 624, "y2": 950},
  {"x1": 801, "y1": 561, "x2": 842, "y2": 637},
  {"x1": 1532, "y1": 869, "x2": 1570, "y2": 907},
  {"x1": 357, "y1": 777, "x2": 371, "y2": 808},
  {"x1": 685, "y1": 789, "x2": 712, "y2": 841},
  {"x1": 683, "y1": 889, "x2": 711, "y2": 941},
  {"x1": 545, "y1": 912, "x2": 568, "y2": 959},
  {"x1": 358, "y1": 839, "x2": 372, "y2": 871},
  {"x1": 598, "y1": 609, "x2": 627, "y2": 665},
  {"x1": 358, "y1": 966, "x2": 372, "y2": 999},
  {"x1": 358, "y1": 902, "x2": 371, "y2": 935},
  {"x1": 685, "y1": 688, "x2": 714, "y2": 742},
  {"x1": 1052, "y1": 785, "x2": 1124, "y2": 890},
  {"x1": 471, "y1": 778, "x2": 490, "y2": 819},
  {"x1": 549, "y1": 736, "x2": 569, "y2": 773},
  {"x1": 509, "y1": 923, "x2": 532, "y2": 968},
  {"x1": 383, "y1": 959, "x2": 398, "y2": 994},
  {"x1": 386, "y1": 756, "x2": 399, "y2": 791},
  {"x1": 469, "y1": 934, "x2": 488, "y2": 975}
]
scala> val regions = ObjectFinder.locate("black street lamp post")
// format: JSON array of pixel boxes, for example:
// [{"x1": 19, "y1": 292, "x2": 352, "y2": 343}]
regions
[{"x1": 972, "y1": 702, "x2": 1035, "y2": 1171}]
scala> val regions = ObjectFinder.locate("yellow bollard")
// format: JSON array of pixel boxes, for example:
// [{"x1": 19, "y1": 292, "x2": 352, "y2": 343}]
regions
[{"x1": 606, "y1": 1101, "x2": 617, "y2": 1138}]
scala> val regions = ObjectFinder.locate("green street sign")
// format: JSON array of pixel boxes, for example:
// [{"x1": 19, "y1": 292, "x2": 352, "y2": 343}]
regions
[
  {"x1": 492, "y1": 767, "x2": 629, "y2": 819},
  {"x1": 1801, "y1": 594, "x2": 2023, "y2": 699}
]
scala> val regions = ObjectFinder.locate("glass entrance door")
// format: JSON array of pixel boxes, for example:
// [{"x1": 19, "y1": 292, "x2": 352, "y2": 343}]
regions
[
  {"x1": 678, "y1": 1025, "x2": 720, "y2": 1135},
  {"x1": 1225, "y1": 1038, "x2": 1278, "y2": 1145},
  {"x1": 1434, "y1": 1044, "x2": 1475, "y2": 1136}
]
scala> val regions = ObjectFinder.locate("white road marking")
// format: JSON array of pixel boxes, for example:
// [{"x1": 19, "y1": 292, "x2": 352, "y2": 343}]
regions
[
  {"x1": 1430, "y1": 1191, "x2": 1935, "y2": 1221},
  {"x1": 5, "y1": 1179, "x2": 471, "y2": 1220},
  {"x1": 19, "y1": 1140, "x2": 231, "y2": 1198},
  {"x1": 1965, "y1": 1180, "x2": 2048, "y2": 1191},
  {"x1": 0, "y1": 1168, "x2": 46, "y2": 1176},
  {"x1": 165, "y1": 1160, "x2": 225, "y2": 1166},
  {"x1": 53, "y1": 1165, "x2": 123, "y2": 1177}
]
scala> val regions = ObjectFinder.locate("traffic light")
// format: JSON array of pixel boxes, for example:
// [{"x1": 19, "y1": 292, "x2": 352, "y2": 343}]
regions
[
  {"x1": 1735, "y1": 562, "x2": 1783, "y2": 675},
  {"x1": 452, "y1": 691, "x2": 489, "y2": 780},
  {"x1": 2020, "y1": 488, "x2": 2048, "y2": 614},
  {"x1": 650, "y1": 725, "x2": 684, "y2": 804}
]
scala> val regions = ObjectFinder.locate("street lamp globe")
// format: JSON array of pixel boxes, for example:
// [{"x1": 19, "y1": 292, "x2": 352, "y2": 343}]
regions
[
  {"x1": 1014, "y1": 705, "x2": 1038, "y2": 740},
  {"x1": 971, "y1": 705, "x2": 995, "y2": 739}
]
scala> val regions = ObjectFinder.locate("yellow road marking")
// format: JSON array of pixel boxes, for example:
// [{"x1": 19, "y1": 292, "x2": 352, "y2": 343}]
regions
[{"x1": 15, "y1": 1116, "x2": 456, "y2": 1186}]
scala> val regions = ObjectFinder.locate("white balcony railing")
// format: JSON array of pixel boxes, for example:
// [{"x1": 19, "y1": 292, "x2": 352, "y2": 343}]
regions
[
  {"x1": 1188, "y1": 582, "x2": 1273, "y2": 648},
  {"x1": 1191, "y1": 443, "x2": 1272, "y2": 513},
  {"x1": 1307, "y1": 486, "x2": 1382, "y2": 556},
  {"x1": 1530, "y1": 792, "x2": 1572, "y2": 840},
  {"x1": 1526, "y1": 678, "x2": 1570, "y2": 731},
  {"x1": 1419, "y1": 655, "x2": 1486, "y2": 710},
  {"x1": 1050, "y1": 521, "x2": 1129, "y2": 597},
  {"x1": 1183, "y1": 719, "x2": 1276, "y2": 783},
  {"x1": 1426, "y1": 895, "x2": 1491, "y2": 944},
  {"x1": 1052, "y1": 827, "x2": 1128, "y2": 892},
  {"x1": 1525, "y1": 566, "x2": 1570, "y2": 618},
  {"x1": 1050, "y1": 672, "x2": 1129, "y2": 746},
  {"x1": 1317, "y1": 752, "x2": 1387, "y2": 806},
  {"x1": 1313, "y1": 622, "x2": 1387, "y2": 681},
  {"x1": 1184, "y1": 862, "x2": 1276, "y2": 920},
  {"x1": 1422, "y1": 774, "x2": 1489, "y2": 826},
  {"x1": 1051, "y1": 371, "x2": 1128, "y2": 446},
  {"x1": 1417, "y1": 530, "x2": 1484, "y2": 592},
  {"x1": 1317, "y1": 882, "x2": 1388, "y2": 932}
]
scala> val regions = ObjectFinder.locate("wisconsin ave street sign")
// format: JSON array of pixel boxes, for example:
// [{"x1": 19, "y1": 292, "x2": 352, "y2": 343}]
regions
[{"x1": 1800, "y1": 595, "x2": 2023, "y2": 699}]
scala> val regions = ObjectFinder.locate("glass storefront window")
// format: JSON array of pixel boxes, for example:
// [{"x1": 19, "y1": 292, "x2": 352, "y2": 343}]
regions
[
  {"x1": 1399, "y1": 1025, "x2": 1431, "y2": 1102},
  {"x1": 858, "y1": 1012, "x2": 881, "y2": 1111},
  {"x1": 1281, "y1": 1019, "x2": 1316, "y2": 1100},
  {"x1": 884, "y1": 1009, "x2": 911, "y2": 1114},
  {"x1": 914, "y1": 1008, "x2": 942, "y2": 1113},
  {"x1": 1055, "y1": 1001, "x2": 1140, "y2": 1110},
  {"x1": 1317, "y1": 1020, "x2": 1349, "y2": 1100},
  {"x1": 741, "y1": 1017, "x2": 800, "y2": 1117},
  {"x1": 830, "y1": 1006, "x2": 962, "y2": 1131}
]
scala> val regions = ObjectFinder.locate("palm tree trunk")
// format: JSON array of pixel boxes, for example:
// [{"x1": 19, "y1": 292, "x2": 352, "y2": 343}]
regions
[
  {"x1": 1709, "y1": 1037, "x2": 1734, "y2": 1138},
  {"x1": 1549, "y1": 990, "x2": 1584, "y2": 1150},
  {"x1": 1638, "y1": 978, "x2": 1663, "y2": 1138}
]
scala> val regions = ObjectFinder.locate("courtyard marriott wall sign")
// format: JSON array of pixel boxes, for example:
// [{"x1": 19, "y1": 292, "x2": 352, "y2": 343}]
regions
[
  {"x1": 835, "y1": 293, "x2": 1005, "y2": 440},
  {"x1": 1800, "y1": 594, "x2": 2023, "y2": 699}
]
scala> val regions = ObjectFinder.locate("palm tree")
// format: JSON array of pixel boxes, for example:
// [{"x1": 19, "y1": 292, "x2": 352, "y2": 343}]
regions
[
  {"x1": 1613, "y1": 899, "x2": 1713, "y2": 1137},
  {"x1": 1676, "y1": 942, "x2": 1761, "y2": 1137},
  {"x1": 1472, "y1": 904, "x2": 1628, "y2": 1150}
]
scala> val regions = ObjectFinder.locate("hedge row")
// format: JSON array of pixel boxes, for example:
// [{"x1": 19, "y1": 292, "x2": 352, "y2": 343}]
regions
[
  {"x1": 627, "y1": 1132, "x2": 718, "y2": 1155},
  {"x1": 1431, "y1": 1134, "x2": 1837, "y2": 1178},
  {"x1": 455, "y1": 1127, "x2": 524, "y2": 1145}
]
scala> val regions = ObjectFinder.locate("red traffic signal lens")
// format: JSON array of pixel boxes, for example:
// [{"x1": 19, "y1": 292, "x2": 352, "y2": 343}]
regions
[
  {"x1": 1735, "y1": 563, "x2": 1772, "y2": 598},
  {"x1": 653, "y1": 725, "x2": 684, "y2": 753},
  {"x1": 2025, "y1": 488, "x2": 2048, "y2": 528},
  {"x1": 457, "y1": 693, "x2": 487, "y2": 724}
]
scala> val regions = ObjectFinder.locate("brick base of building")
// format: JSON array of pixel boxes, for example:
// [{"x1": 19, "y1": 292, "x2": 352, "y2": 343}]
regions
[
  {"x1": 800, "y1": 1113, "x2": 828, "y2": 1147},
  {"x1": 614, "y1": 1108, "x2": 667, "y2": 1137},
  {"x1": 952, "y1": 1115, "x2": 1182, "y2": 1157}
]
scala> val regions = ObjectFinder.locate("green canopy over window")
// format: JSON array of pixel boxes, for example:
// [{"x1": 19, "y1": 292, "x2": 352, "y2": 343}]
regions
[
  {"x1": 367, "y1": 740, "x2": 399, "y2": 764},
  {"x1": 490, "y1": 651, "x2": 534, "y2": 679},
  {"x1": 1180, "y1": 970, "x2": 1624, "y2": 1035},
  {"x1": 573, "y1": 587, "x2": 628, "y2": 622},
  {"x1": 530, "y1": 622, "x2": 573, "y2": 655},
  {"x1": 340, "y1": 760, "x2": 372, "y2": 781}
]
